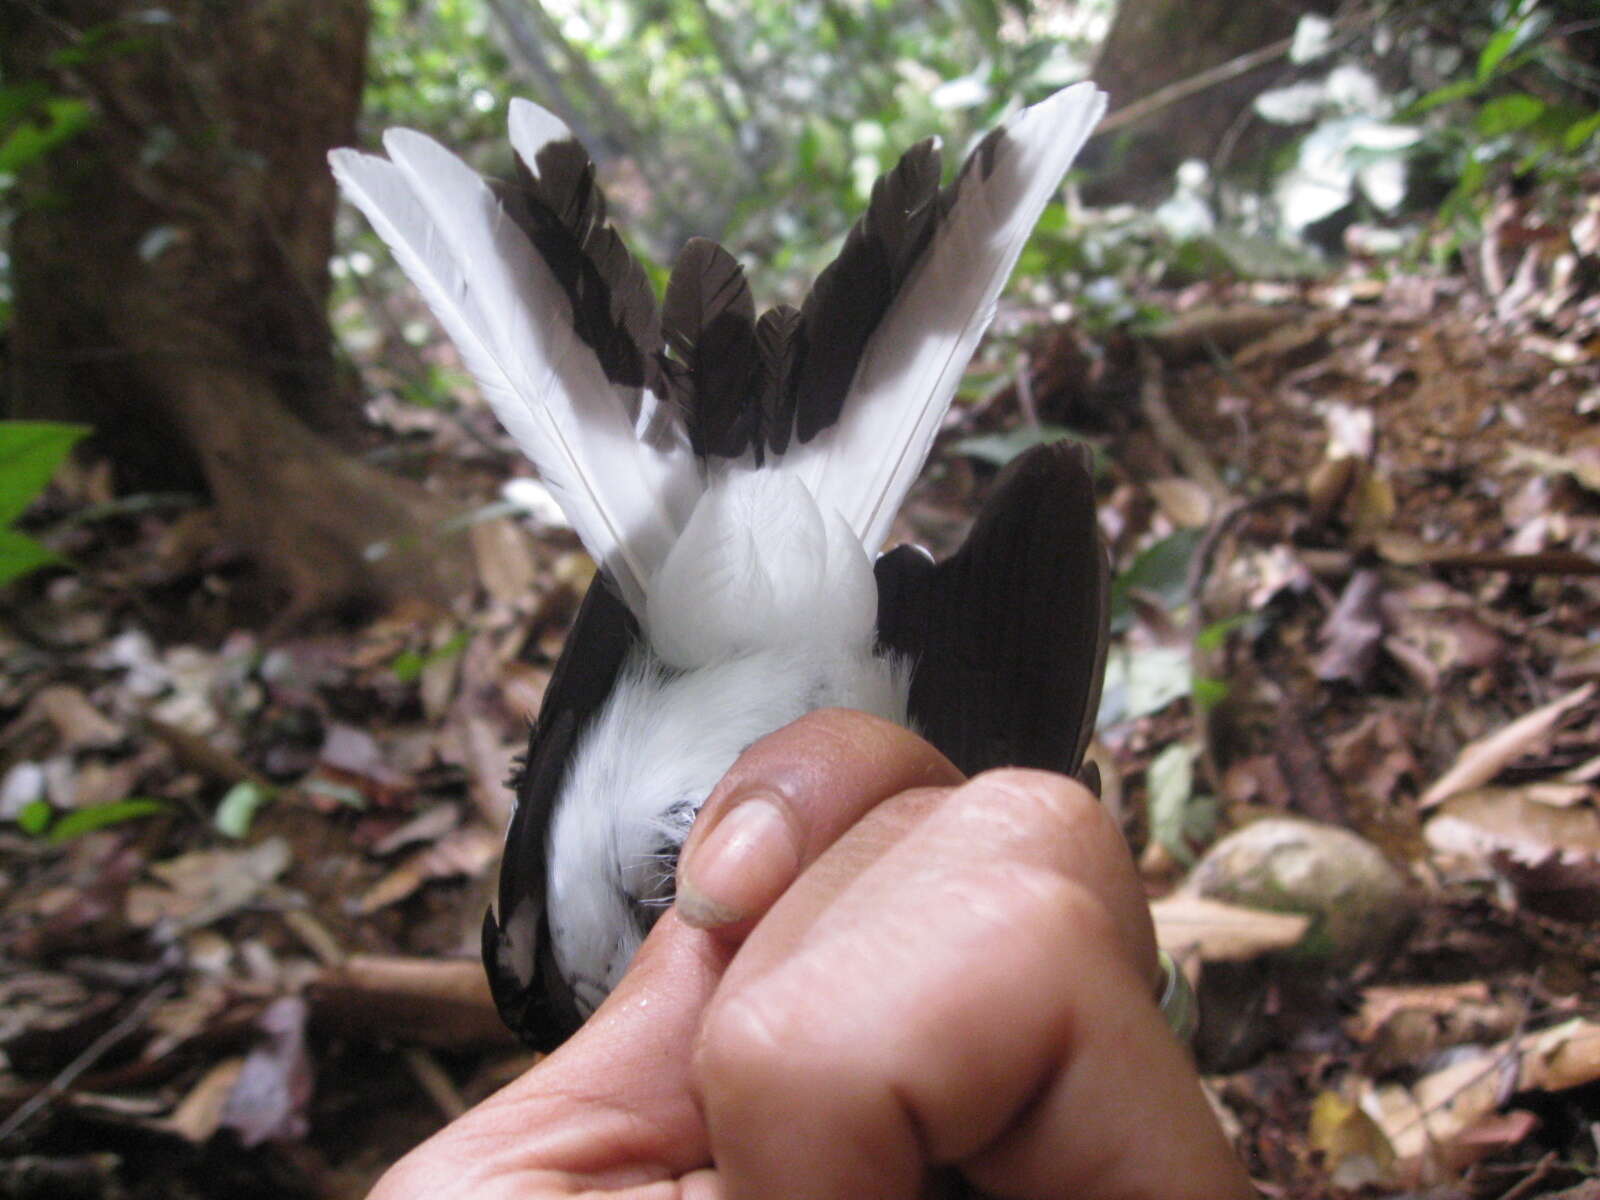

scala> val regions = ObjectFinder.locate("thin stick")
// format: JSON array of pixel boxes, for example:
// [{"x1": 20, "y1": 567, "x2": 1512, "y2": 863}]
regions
[{"x1": 0, "y1": 980, "x2": 175, "y2": 1143}]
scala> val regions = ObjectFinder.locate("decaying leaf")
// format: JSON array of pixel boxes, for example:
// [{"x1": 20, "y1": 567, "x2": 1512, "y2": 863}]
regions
[
  {"x1": 1419, "y1": 683, "x2": 1596, "y2": 809},
  {"x1": 1364, "y1": 1018, "x2": 1600, "y2": 1180},
  {"x1": 470, "y1": 515, "x2": 539, "y2": 609},
  {"x1": 163, "y1": 1057, "x2": 247, "y2": 1143},
  {"x1": 1347, "y1": 981, "x2": 1518, "y2": 1072},
  {"x1": 1310, "y1": 1089, "x2": 1395, "y2": 1189},
  {"x1": 1149, "y1": 893, "x2": 1311, "y2": 961},
  {"x1": 219, "y1": 996, "x2": 313, "y2": 1146},
  {"x1": 1316, "y1": 569, "x2": 1384, "y2": 685},
  {"x1": 354, "y1": 824, "x2": 500, "y2": 914},
  {"x1": 1425, "y1": 785, "x2": 1600, "y2": 865},
  {"x1": 1327, "y1": 713, "x2": 1420, "y2": 802},
  {"x1": 1426, "y1": 781, "x2": 1600, "y2": 915},
  {"x1": 125, "y1": 837, "x2": 291, "y2": 931},
  {"x1": 1147, "y1": 477, "x2": 1215, "y2": 527}
]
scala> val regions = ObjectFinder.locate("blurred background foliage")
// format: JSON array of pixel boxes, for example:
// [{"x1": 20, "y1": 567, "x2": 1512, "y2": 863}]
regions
[
  {"x1": 1, "y1": 0, "x2": 1597, "y2": 583},
  {"x1": 357, "y1": 0, "x2": 1109, "y2": 290},
  {"x1": 338, "y1": 0, "x2": 1600, "y2": 395}
]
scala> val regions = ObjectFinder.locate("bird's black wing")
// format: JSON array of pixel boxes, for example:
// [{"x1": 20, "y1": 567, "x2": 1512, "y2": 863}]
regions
[
  {"x1": 874, "y1": 440, "x2": 1109, "y2": 779},
  {"x1": 482, "y1": 574, "x2": 636, "y2": 1050}
]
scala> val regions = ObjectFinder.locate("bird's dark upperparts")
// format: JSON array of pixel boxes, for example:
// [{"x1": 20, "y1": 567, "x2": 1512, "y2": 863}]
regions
[{"x1": 330, "y1": 82, "x2": 1112, "y2": 1050}]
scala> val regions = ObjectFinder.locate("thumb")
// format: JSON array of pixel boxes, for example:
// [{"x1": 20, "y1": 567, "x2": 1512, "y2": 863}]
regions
[{"x1": 372, "y1": 912, "x2": 730, "y2": 1197}]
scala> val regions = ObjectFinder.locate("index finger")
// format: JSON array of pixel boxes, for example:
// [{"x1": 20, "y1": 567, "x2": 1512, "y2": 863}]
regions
[{"x1": 675, "y1": 708, "x2": 963, "y2": 931}]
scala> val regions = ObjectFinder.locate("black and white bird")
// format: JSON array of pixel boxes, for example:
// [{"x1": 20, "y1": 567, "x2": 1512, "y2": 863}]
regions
[{"x1": 331, "y1": 82, "x2": 1111, "y2": 1049}]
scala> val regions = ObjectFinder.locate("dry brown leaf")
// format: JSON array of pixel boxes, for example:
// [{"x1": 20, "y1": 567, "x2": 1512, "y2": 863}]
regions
[
  {"x1": 1424, "y1": 786, "x2": 1600, "y2": 865},
  {"x1": 370, "y1": 803, "x2": 461, "y2": 856},
  {"x1": 319, "y1": 723, "x2": 408, "y2": 790},
  {"x1": 65, "y1": 746, "x2": 167, "y2": 810},
  {"x1": 26, "y1": 685, "x2": 124, "y2": 750},
  {"x1": 125, "y1": 838, "x2": 291, "y2": 932},
  {"x1": 1347, "y1": 982, "x2": 1518, "y2": 1071},
  {"x1": 1147, "y1": 477, "x2": 1214, "y2": 528},
  {"x1": 1310, "y1": 1089, "x2": 1395, "y2": 1189},
  {"x1": 162, "y1": 1057, "x2": 246, "y2": 1143},
  {"x1": 1148, "y1": 894, "x2": 1310, "y2": 962},
  {"x1": 499, "y1": 660, "x2": 551, "y2": 723},
  {"x1": 1380, "y1": 590, "x2": 1506, "y2": 690},
  {"x1": 1419, "y1": 683, "x2": 1596, "y2": 808},
  {"x1": 1505, "y1": 443, "x2": 1600, "y2": 493},
  {"x1": 1564, "y1": 753, "x2": 1600, "y2": 783},
  {"x1": 1347, "y1": 981, "x2": 1495, "y2": 1043},
  {"x1": 355, "y1": 825, "x2": 500, "y2": 914},
  {"x1": 1365, "y1": 1018, "x2": 1600, "y2": 1180},
  {"x1": 219, "y1": 996, "x2": 313, "y2": 1146},
  {"x1": 1316, "y1": 569, "x2": 1384, "y2": 686},
  {"x1": 470, "y1": 516, "x2": 539, "y2": 609},
  {"x1": 1524, "y1": 1017, "x2": 1600, "y2": 1091},
  {"x1": 419, "y1": 625, "x2": 465, "y2": 723},
  {"x1": 443, "y1": 709, "x2": 519, "y2": 829},
  {"x1": 1350, "y1": 468, "x2": 1396, "y2": 536},
  {"x1": 1307, "y1": 455, "x2": 1359, "y2": 526},
  {"x1": 1327, "y1": 713, "x2": 1420, "y2": 802}
]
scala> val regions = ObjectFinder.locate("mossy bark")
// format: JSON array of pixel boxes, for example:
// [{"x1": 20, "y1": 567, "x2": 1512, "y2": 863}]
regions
[{"x1": 2, "y1": 0, "x2": 470, "y2": 623}]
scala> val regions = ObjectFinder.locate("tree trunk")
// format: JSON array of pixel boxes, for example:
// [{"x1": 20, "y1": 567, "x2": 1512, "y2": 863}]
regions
[
  {"x1": 2, "y1": 0, "x2": 470, "y2": 624},
  {"x1": 1086, "y1": 0, "x2": 1340, "y2": 205}
]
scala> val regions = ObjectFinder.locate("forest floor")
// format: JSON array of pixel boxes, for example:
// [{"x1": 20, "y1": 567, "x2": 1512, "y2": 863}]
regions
[{"x1": 3, "y1": 194, "x2": 1600, "y2": 1199}]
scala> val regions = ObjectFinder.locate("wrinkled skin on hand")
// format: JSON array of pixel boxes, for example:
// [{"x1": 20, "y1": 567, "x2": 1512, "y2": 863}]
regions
[{"x1": 371, "y1": 710, "x2": 1251, "y2": 1200}]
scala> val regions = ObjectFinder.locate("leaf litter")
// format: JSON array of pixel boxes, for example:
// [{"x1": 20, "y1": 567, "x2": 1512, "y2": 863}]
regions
[{"x1": 2, "y1": 216, "x2": 1599, "y2": 1196}]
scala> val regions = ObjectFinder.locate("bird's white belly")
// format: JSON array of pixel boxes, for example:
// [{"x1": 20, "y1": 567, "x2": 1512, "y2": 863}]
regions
[{"x1": 546, "y1": 642, "x2": 910, "y2": 1009}]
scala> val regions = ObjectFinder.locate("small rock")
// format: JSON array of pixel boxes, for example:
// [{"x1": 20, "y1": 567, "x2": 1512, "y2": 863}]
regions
[{"x1": 1183, "y1": 817, "x2": 1410, "y2": 967}]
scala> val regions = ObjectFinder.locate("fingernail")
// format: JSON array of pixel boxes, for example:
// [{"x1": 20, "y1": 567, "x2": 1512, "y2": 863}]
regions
[{"x1": 677, "y1": 795, "x2": 800, "y2": 929}]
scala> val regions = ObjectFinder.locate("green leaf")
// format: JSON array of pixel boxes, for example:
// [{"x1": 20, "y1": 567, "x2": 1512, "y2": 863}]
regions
[
  {"x1": 1147, "y1": 743, "x2": 1199, "y2": 863},
  {"x1": 48, "y1": 32, "x2": 155, "y2": 70},
  {"x1": 1408, "y1": 78, "x2": 1482, "y2": 116},
  {"x1": 1192, "y1": 676, "x2": 1230, "y2": 711},
  {"x1": 1195, "y1": 614, "x2": 1251, "y2": 652},
  {"x1": 951, "y1": 424, "x2": 1078, "y2": 467},
  {"x1": 1203, "y1": 229, "x2": 1326, "y2": 280},
  {"x1": 1109, "y1": 528, "x2": 1203, "y2": 631},
  {"x1": 215, "y1": 781, "x2": 275, "y2": 839},
  {"x1": 49, "y1": 798, "x2": 168, "y2": 843},
  {"x1": 302, "y1": 777, "x2": 368, "y2": 810},
  {"x1": 0, "y1": 98, "x2": 94, "y2": 173},
  {"x1": 1476, "y1": 93, "x2": 1546, "y2": 137},
  {"x1": 16, "y1": 799, "x2": 52, "y2": 836},
  {"x1": 1098, "y1": 645, "x2": 1193, "y2": 728},
  {"x1": 389, "y1": 628, "x2": 471, "y2": 684},
  {"x1": 0, "y1": 421, "x2": 90, "y2": 525},
  {"x1": 0, "y1": 81, "x2": 49, "y2": 132},
  {"x1": 389, "y1": 648, "x2": 426, "y2": 683},
  {"x1": 1476, "y1": 26, "x2": 1520, "y2": 82},
  {"x1": 0, "y1": 528, "x2": 61, "y2": 586},
  {"x1": 1564, "y1": 112, "x2": 1600, "y2": 152}
]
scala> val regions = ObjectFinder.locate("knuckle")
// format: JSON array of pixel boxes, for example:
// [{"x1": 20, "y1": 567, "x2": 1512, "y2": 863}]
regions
[
  {"x1": 967, "y1": 768, "x2": 1114, "y2": 844},
  {"x1": 949, "y1": 863, "x2": 1118, "y2": 949}
]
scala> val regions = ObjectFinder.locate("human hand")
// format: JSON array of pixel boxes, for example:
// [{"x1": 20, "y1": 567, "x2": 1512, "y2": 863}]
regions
[{"x1": 370, "y1": 710, "x2": 1250, "y2": 1199}]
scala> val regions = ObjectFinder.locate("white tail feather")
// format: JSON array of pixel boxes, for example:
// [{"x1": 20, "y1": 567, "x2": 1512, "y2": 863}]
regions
[
  {"x1": 507, "y1": 97, "x2": 571, "y2": 168},
  {"x1": 505, "y1": 99, "x2": 682, "y2": 448},
  {"x1": 329, "y1": 135, "x2": 696, "y2": 614},
  {"x1": 789, "y1": 83, "x2": 1106, "y2": 548}
]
